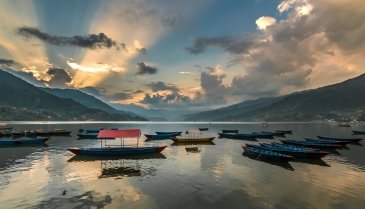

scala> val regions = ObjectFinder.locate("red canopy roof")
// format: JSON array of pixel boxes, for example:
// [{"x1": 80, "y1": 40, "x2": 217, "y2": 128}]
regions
[{"x1": 98, "y1": 129, "x2": 141, "y2": 139}]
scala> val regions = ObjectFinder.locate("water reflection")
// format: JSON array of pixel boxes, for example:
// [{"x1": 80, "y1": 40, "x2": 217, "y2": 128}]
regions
[
  {"x1": 30, "y1": 191, "x2": 112, "y2": 209},
  {"x1": 292, "y1": 158, "x2": 330, "y2": 167},
  {"x1": 242, "y1": 153, "x2": 295, "y2": 171}
]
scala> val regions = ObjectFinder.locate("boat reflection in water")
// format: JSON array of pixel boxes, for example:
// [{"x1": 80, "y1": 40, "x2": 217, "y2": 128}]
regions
[
  {"x1": 68, "y1": 153, "x2": 166, "y2": 179},
  {"x1": 242, "y1": 152, "x2": 295, "y2": 171}
]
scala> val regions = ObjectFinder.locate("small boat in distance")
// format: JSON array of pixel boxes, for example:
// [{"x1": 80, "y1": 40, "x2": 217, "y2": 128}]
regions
[
  {"x1": 274, "y1": 130, "x2": 293, "y2": 134},
  {"x1": 260, "y1": 131, "x2": 286, "y2": 137},
  {"x1": 251, "y1": 132, "x2": 274, "y2": 139},
  {"x1": 145, "y1": 133, "x2": 177, "y2": 140},
  {"x1": 77, "y1": 129, "x2": 103, "y2": 139},
  {"x1": 258, "y1": 143, "x2": 330, "y2": 158},
  {"x1": 305, "y1": 138, "x2": 349, "y2": 145},
  {"x1": 155, "y1": 131, "x2": 182, "y2": 135},
  {"x1": 242, "y1": 145, "x2": 293, "y2": 161},
  {"x1": 0, "y1": 137, "x2": 49, "y2": 145},
  {"x1": 338, "y1": 122, "x2": 351, "y2": 127},
  {"x1": 199, "y1": 128, "x2": 209, "y2": 131},
  {"x1": 352, "y1": 130, "x2": 365, "y2": 135},
  {"x1": 317, "y1": 136, "x2": 362, "y2": 142},
  {"x1": 218, "y1": 133, "x2": 256, "y2": 140},
  {"x1": 280, "y1": 139, "x2": 342, "y2": 149},
  {"x1": 35, "y1": 129, "x2": 71, "y2": 136},
  {"x1": 221, "y1": 130, "x2": 239, "y2": 133},
  {"x1": 171, "y1": 136, "x2": 215, "y2": 143},
  {"x1": 68, "y1": 129, "x2": 167, "y2": 156}
]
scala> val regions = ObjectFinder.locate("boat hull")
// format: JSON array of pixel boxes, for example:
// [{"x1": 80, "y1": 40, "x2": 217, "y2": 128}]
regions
[
  {"x1": 171, "y1": 136, "x2": 215, "y2": 142},
  {"x1": 145, "y1": 133, "x2": 178, "y2": 140},
  {"x1": 0, "y1": 137, "x2": 49, "y2": 145},
  {"x1": 218, "y1": 133, "x2": 256, "y2": 140},
  {"x1": 155, "y1": 131, "x2": 182, "y2": 135},
  {"x1": 258, "y1": 144, "x2": 329, "y2": 158},
  {"x1": 221, "y1": 130, "x2": 239, "y2": 133},
  {"x1": 317, "y1": 136, "x2": 362, "y2": 142},
  {"x1": 281, "y1": 140, "x2": 342, "y2": 149},
  {"x1": 68, "y1": 146, "x2": 167, "y2": 156},
  {"x1": 242, "y1": 146, "x2": 293, "y2": 161},
  {"x1": 352, "y1": 130, "x2": 365, "y2": 135}
]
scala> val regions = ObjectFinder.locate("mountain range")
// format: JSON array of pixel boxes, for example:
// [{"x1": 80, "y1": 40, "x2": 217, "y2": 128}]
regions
[
  {"x1": 185, "y1": 73, "x2": 365, "y2": 122},
  {"x1": 0, "y1": 70, "x2": 146, "y2": 121},
  {"x1": 2, "y1": 68, "x2": 365, "y2": 122}
]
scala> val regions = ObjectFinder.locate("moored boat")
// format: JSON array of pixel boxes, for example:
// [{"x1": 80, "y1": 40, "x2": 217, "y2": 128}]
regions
[
  {"x1": 242, "y1": 145, "x2": 293, "y2": 161},
  {"x1": 36, "y1": 129, "x2": 71, "y2": 136},
  {"x1": 305, "y1": 138, "x2": 349, "y2": 145},
  {"x1": 281, "y1": 139, "x2": 342, "y2": 149},
  {"x1": 218, "y1": 133, "x2": 256, "y2": 140},
  {"x1": 274, "y1": 130, "x2": 293, "y2": 134},
  {"x1": 317, "y1": 136, "x2": 362, "y2": 142},
  {"x1": 145, "y1": 133, "x2": 177, "y2": 140},
  {"x1": 260, "y1": 131, "x2": 286, "y2": 137},
  {"x1": 258, "y1": 143, "x2": 329, "y2": 158},
  {"x1": 251, "y1": 132, "x2": 274, "y2": 139},
  {"x1": 199, "y1": 128, "x2": 209, "y2": 131},
  {"x1": 68, "y1": 129, "x2": 167, "y2": 156},
  {"x1": 352, "y1": 130, "x2": 365, "y2": 135},
  {"x1": 155, "y1": 131, "x2": 182, "y2": 135},
  {"x1": 221, "y1": 129, "x2": 239, "y2": 133},
  {"x1": 269, "y1": 142, "x2": 320, "y2": 151},
  {"x1": 0, "y1": 137, "x2": 49, "y2": 145},
  {"x1": 171, "y1": 136, "x2": 215, "y2": 143}
]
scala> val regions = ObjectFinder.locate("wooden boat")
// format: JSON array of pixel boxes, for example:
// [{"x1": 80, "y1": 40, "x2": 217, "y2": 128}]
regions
[
  {"x1": 242, "y1": 145, "x2": 293, "y2": 161},
  {"x1": 269, "y1": 142, "x2": 320, "y2": 151},
  {"x1": 221, "y1": 129, "x2": 239, "y2": 133},
  {"x1": 352, "y1": 130, "x2": 365, "y2": 135},
  {"x1": 68, "y1": 129, "x2": 167, "y2": 156},
  {"x1": 317, "y1": 136, "x2": 362, "y2": 142},
  {"x1": 36, "y1": 129, "x2": 71, "y2": 136},
  {"x1": 251, "y1": 132, "x2": 274, "y2": 139},
  {"x1": 171, "y1": 136, "x2": 215, "y2": 143},
  {"x1": 280, "y1": 139, "x2": 342, "y2": 149},
  {"x1": 68, "y1": 146, "x2": 167, "y2": 156},
  {"x1": 258, "y1": 143, "x2": 329, "y2": 158},
  {"x1": 144, "y1": 133, "x2": 177, "y2": 140},
  {"x1": 199, "y1": 128, "x2": 209, "y2": 131},
  {"x1": 155, "y1": 131, "x2": 182, "y2": 135},
  {"x1": 305, "y1": 138, "x2": 349, "y2": 145},
  {"x1": 0, "y1": 137, "x2": 49, "y2": 145},
  {"x1": 218, "y1": 133, "x2": 256, "y2": 140},
  {"x1": 274, "y1": 130, "x2": 293, "y2": 134},
  {"x1": 261, "y1": 131, "x2": 286, "y2": 137},
  {"x1": 338, "y1": 123, "x2": 351, "y2": 127}
]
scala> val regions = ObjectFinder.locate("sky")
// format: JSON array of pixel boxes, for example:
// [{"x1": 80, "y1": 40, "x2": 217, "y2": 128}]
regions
[{"x1": 1, "y1": 0, "x2": 365, "y2": 111}]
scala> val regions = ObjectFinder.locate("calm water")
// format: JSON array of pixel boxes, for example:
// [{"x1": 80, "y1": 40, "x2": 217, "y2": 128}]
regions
[{"x1": 0, "y1": 122, "x2": 364, "y2": 209}]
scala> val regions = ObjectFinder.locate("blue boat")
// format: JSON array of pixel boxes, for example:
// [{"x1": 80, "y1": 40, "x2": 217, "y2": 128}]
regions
[
  {"x1": 281, "y1": 140, "x2": 342, "y2": 149},
  {"x1": 251, "y1": 132, "x2": 274, "y2": 139},
  {"x1": 68, "y1": 146, "x2": 167, "y2": 156},
  {"x1": 218, "y1": 133, "x2": 256, "y2": 140},
  {"x1": 155, "y1": 131, "x2": 182, "y2": 135},
  {"x1": 305, "y1": 138, "x2": 349, "y2": 145},
  {"x1": 0, "y1": 137, "x2": 49, "y2": 145},
  {"x1": 352, "y1": 130, "x2": 365, "y2": 135},
  {"x1": 317, "y1": 136, "x2": 362, "y2": 142},
  {"x1": 77, "y1": 129, "x2": 110, "y2": 139},
  {"x1": 274, "y1": 130, "x2": 293, "y2": 134},
  {"x1": 222, "y1": 130, "x2": 239, "y2": 133},
  {"x1": 258, "y1": 143, "x2": 330, "y2": 158},
  {"x1": 269, "y1": 142, "x2": 321, "y2": 152},
  {"x1": 261, "y1": 131, "x2": 286, "y2": 137},
  {"x1": 69, "y1": 129, "x2": 167, "y2": 156},
  {"x1": 242, "y1": 145, "x2": 293, "y2": 161},
  {"x1": 145, "y1": 133, "x2": 177, "y2": 140}
]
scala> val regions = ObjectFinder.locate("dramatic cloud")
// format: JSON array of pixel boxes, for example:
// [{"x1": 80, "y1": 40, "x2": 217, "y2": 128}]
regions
[
  {"x1": 45, "y1": 67, "x2": 72, "y2": 87},
  {"x1": 255, "y1": 16, "x2": 277, "y2": 31},
  {"x1": 140, "y1": 92, "x2": 200, "y2": 107},
  {"x1": 1, "y1": 67, "x2": 45, "y2": 87},
  {"x1": 187, "y1": 0, "x2": 365, "y2": 102},
  {"x1": 136, "y1": 62, "x2": 157, "y2": 75},
  {"x1": 147, "y1": 81, "x2": 179, "y2": 93},
  {"x1": 17, "y1": 27, "x2": 125, "y2": 50},
  {"x1": 105, "y1": 92, "x2": 133, "y2": 101},
  {"x1": 0, "y1": 58, "x2": 15, "y2": 66},
  {"x1": 185, "y1": 35, "x2": 262, "y2": 54}
]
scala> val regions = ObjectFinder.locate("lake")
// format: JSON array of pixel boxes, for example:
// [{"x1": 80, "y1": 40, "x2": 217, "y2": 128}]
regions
[{"x1": 0, "y1": 122, "x2": 364, "y2": 209}]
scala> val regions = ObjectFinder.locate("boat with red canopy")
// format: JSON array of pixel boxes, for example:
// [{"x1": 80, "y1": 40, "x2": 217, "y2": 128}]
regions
[{"x1": 68, "y1": 129, "x2": 167, "y2": 156}]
